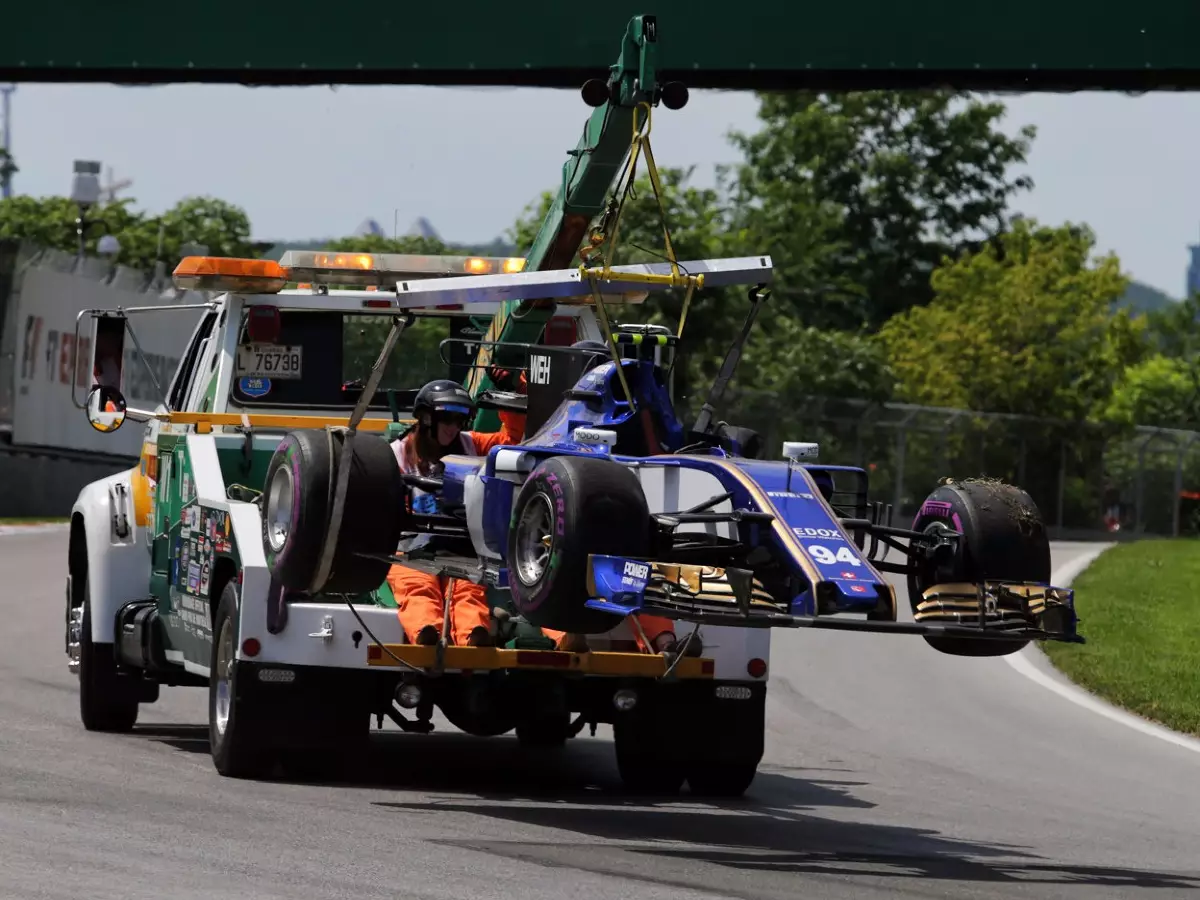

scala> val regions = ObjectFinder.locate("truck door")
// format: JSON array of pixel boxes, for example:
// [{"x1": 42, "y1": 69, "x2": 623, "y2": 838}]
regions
[{"x1": 149, "y1": 310, "x2": 218, "y2": 658}]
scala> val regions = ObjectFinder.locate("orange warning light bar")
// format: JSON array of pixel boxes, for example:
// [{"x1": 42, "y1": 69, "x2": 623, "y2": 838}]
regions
[
  {"x1": 172, "y1": 257, "x2": 289, "y2": 294},
  {"x1": 278, "y1": 250, "x2": 527, "y2": 287}
]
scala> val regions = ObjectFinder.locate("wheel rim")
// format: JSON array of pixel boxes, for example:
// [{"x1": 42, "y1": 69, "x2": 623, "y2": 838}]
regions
[
  {"x1": 213, "y1": 617, "x2": 234, "y2": 739},
  {"x1": 514, "y1": 494, "x2": 554, "y2": 586},
  {"x1": 265, "y1": 464, "x2": 295, "y2": 553}
]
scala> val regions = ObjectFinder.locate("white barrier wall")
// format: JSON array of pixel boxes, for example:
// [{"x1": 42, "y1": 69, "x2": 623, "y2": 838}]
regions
[{"x1": 8, "y1": 249, "x2": 206, "y2": 457}]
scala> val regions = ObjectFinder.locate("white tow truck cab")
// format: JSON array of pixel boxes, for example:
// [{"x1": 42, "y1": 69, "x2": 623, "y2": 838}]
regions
[{"x1": 65, "y1": 249, "x2": 773, "y2": 796}]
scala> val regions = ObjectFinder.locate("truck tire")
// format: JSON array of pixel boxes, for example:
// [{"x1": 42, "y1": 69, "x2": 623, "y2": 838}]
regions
[
  {"x1": 507, "y1": 455, "x2": 651, "y2": 635},
  {"x1": 686, "y1": 761, "x2": 759, "y2": 798},
  {"x1": 908, "y1": 478, "x2": 1051, "y2": 657},
  {"x1": 262, "y1": 428, "x2": 406, "y2": 595},
  {"x1": 78, "y1": 575, "x2": 140, "y2": 733},
  {"x1": 209, "y1": 580, "x2": 274, "y2": 778},
  {"x1": 613, "y1": 715, "x2": 686, "y2": 795}
]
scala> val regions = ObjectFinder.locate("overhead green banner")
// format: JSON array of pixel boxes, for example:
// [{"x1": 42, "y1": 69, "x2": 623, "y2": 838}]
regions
[{"x1": 3, "y1": 1, "x2": 1199, "y2": 89}]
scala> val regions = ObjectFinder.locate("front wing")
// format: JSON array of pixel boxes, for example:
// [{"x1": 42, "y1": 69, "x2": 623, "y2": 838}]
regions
[{"x1": 585, "y1": 555, "x2": 1083, "y2": 645}]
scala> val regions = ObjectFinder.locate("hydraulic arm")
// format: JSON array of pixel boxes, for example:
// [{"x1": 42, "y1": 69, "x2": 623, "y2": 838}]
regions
[{"x1": 466, "y1": 14, "x2": 689, "y2": 429}]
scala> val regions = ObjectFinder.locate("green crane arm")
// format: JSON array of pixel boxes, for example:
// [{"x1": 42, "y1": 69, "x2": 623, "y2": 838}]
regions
[{"x1": 466, "y1": 14, "x2": 688, "y2": 429}]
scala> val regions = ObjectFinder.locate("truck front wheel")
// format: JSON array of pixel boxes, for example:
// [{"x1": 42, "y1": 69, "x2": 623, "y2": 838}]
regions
[{"x1": 77, "y1": 575, "x2": 140, "y2": 733}]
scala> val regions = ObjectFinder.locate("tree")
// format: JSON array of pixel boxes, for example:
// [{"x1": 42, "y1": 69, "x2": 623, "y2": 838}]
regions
[
  {"x1": 724, "y1": 91, "x2": 1036, "y2": 331},
  {"x1": 877, "y1": 218, "x2": 1146, "y2": 421},
  {"x1": 0, "y1": 193, "x2": 257, "y2": 272},
  {"x1": 1142, "y1": 292, "x2": 1200, "y2": 360},
  {"x1": 1102, "y1": 355, "x2": 1200, "y2": 431}
]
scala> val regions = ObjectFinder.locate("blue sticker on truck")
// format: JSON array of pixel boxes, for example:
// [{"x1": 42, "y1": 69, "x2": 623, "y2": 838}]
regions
[{"x1": 238, "y1": 376, "x2": 272, "y2": 398}]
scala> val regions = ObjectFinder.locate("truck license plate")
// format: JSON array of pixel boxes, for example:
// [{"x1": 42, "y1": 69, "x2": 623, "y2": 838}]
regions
[{"x1": 237, "y1": 343, "x2": 303, "y2": 379}]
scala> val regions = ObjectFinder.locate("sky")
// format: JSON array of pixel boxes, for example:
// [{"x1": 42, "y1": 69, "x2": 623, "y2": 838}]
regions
[{"x1": 4, "y1": 83, "x2": 1199, "y2": 299}]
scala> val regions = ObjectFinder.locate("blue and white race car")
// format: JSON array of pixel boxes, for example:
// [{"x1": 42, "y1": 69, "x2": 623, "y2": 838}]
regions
[
  {"x1": 374, "y1": 286, "x2": 1082, "y2": 660},
  {"x1": 257, "y1": 257, "x2": 1082, "y2": 795}
]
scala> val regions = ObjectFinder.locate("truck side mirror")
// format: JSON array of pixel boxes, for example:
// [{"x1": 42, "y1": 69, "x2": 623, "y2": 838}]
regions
[
  {"x1": 86, "y1": 384, "x2": 127, "y2": 433},
  {"x1": 90, "y1": 313, "x2": 128, "y2": 394}
]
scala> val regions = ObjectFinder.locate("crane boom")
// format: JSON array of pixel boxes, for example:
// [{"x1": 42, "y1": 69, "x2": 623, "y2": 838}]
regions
[{"x1": 466, "y1": 14, "x2": 688, "y2": 429}]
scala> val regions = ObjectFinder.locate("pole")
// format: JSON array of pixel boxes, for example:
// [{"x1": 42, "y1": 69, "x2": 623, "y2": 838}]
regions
[{"x1": 0, "y1": 84, "x2": 15, "y2": 199}]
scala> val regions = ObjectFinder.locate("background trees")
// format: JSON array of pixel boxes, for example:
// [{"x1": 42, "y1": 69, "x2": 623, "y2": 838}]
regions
[
  {"x1": 0, "y1": 194, "x2": 256, "y2": 270},
  {"x1": 3, "y1": 87, "x2": 1194, "y2": 440}
]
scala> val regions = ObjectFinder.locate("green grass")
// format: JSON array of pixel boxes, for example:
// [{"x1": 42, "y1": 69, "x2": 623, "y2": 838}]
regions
[
  {"x1": 0, "y1": 517, "x2": 68, "y2": 524},
  {"x1": 1043, "y1": 539, "x2": 1200, "y2": 737}
]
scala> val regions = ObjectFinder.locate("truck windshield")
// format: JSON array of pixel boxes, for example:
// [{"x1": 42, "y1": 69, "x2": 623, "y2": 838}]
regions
[{"x1": 228, "y1": 309, "x2": 487, "y2": 411}]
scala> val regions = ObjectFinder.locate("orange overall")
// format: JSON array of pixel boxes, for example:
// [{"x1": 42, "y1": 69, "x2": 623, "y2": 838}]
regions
[
  {"x1": 385, "y1": 395, "x2": 680, "y2": 652},
  {"x1": 386, "y1": 408, "x2": 528, "y2": 646}
]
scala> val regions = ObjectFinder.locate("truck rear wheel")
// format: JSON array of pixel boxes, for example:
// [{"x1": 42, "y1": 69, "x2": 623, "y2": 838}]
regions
[
  {"x1": 209, "y1": 581, "x2": 274, "y2": 778},
  {"x1": 686, "y1": 761, "x2": 758, "y2": 798},
  {"x1": 614, "y1": 716, "x2": 686, "y2": 795},
  {"x1": 262, "y1": 428, "x2": 406, "y2": 595},
  {"x1": 507, "y1": 455, "x2": 651, "y2": 635},
  {"x1": 908, "y1": 478, "x2": 1051, "y2": 657}
]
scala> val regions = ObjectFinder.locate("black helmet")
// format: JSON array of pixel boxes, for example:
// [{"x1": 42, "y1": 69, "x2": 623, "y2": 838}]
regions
[
  {"x1": 413, "y1": 379, "x2": 476, "y2": 421},
  {"x1": 571, "y1": 339, "x2": 612, "y2": 372}
]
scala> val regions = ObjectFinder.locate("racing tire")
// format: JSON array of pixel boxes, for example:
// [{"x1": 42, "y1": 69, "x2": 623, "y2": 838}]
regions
[
  {"x1": 507, "y1": 455, "x2": 652, "y2": 635},
  {"x1": 77, "y1": 575, "x2": 140, "y2": 733},
  {"x1": 262, "y1": 428, "x2": 406, "y2": 595},
  {"x1": 908, "y1": 478, "x2": 1051, "y2": 658},
  {"x1": 209, "y1": 580, "x2": 275, "y2": 779}
]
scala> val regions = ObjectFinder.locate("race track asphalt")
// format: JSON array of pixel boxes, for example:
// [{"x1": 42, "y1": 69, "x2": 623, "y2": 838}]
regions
[{"x1": 1, "y1": 528, "x2": 1198, "y2": 900}]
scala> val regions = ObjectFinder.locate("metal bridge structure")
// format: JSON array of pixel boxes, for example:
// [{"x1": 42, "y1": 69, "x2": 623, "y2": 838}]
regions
[{"x1": 5, "y1": 2, "x2": 1200, "y2": 91}]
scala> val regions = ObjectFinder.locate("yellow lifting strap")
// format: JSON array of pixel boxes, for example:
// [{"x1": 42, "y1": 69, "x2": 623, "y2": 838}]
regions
[{"x1": 578, "y1": 101, "x2": 703, "y2": 408}]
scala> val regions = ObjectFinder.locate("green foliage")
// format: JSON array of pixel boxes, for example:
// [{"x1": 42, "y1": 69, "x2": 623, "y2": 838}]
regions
[
  {"x1": 1143, "y1": 292, "x2": 1200, "y2": 359},
  {"x1": 508, "y1": 90, "x2": 1036, "y2": 418},
  {"x1": 1102, "y1": 355, "x2": 1200, "y2": 431},
  {"x1": 0, "y1": 193, "x2": 256, "y2": 272},
  {"x1": 724, "y1": 91, "x2": 1036, "y2": 331},
  {"x1": 877, "y1": 219, "x2": 1144, "y2": 420}
]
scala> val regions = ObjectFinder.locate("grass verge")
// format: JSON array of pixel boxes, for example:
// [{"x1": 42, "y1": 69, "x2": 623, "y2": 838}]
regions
[
  {"x1": 1043, "y1": 538, "x2": 1200, "y2": 737},
  {"x1": 0, "y1": 517, "x2": 68, "y2": 524}
]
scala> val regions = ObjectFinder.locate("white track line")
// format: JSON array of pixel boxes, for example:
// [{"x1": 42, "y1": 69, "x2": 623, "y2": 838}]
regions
[{"x1": 1005, "y1": 542, "x2": 1200, "y2": 756}]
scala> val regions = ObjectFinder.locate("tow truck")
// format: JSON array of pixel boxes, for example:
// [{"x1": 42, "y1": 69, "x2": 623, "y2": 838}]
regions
[{"x1": 61, "y1": 15, "x2": 1081, "y2": 796}]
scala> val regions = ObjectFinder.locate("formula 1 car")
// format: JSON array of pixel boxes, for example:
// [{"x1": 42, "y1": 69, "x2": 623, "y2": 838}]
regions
[{"x1": 262, "y1": 274, "x2": 1083, "y2": 663}]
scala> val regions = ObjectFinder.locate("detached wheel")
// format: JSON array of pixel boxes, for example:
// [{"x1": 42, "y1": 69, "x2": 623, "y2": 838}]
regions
[
  {"x1": 262, "y1": 428, "x2": 406, "y2": 594},
  {"x1": 908, "y1": 478, "x2": 1051, "y2": 657},
  {"x1": 209, "y1": 580, "x2": 274, "y2": 778},
  {"x1": 77, "y1": 575, "x2": 140, "y2": 733},
  {"x1": 507, "y1": 455, "x2": 651, "y2": 635}
]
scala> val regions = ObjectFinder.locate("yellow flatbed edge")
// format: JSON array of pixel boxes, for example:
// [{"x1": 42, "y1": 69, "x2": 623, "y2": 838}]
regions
[{"x1": 366, "y1": 644, "x2": 715, "y2": 678}]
